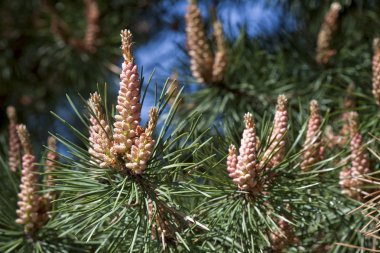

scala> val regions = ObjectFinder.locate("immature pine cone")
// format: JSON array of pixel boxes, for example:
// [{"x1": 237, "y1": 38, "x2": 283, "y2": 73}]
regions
[
  {"x1": 372, "y1": 38, "x2": 380, "y2": 106},
  {"x1": 339, "y1": 112, "x2": 370, "y2": 200},
  {"x1": 316, "y1": 2, "x2": 341, "y2": 65},
  {"x1": 126, "y1": 107, "x2": 158, "y2": 174},
  {"x1": 261, "y1": 95, "x2": 288, "y2": 169},
  {"x1": 6, "y1": 106, "x2": 21, "y2": 172},
  {"x1": 227, "y1": 113, "x2": 262, "y2": 193},
  {"x1": 211, "y1": 18, "x2": 227, "y2": 83},
  {"x1": 112, "y1": 30, "x2": 142, "y2": 156},
  {"x1": 16, "y1": 125, "x2": 47, "y2": 234},
  {"x1": 88, "y1": 92, "x2": 114, "y2": 167},
  {"x1": 185, "y1": 0, "x2": 214, "y2": 84},
  {"x1": 301, "y1": 100, "x2": 324, "y2": 171}
]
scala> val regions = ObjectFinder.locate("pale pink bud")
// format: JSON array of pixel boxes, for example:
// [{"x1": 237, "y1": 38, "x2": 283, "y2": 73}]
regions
[
  {"x1": 261, "y1": 95, "x2": 288, "y2": 169},
  {"x1": 88, "y1": 92, "x2": 115, "y2": 167},
  {"x1": 339, "y1": 112, "x2": 371, "y2": 200},
  {"x1": 112, "y1": 30, "x2": 142, "y2": 156},
  {"x1": 301, "y1": 100, "x2": 324, "y2": 171},
  {"x1": 373, "y1": 38, "x2": 380, "y2": 106},
  {"x1": 227, "y1": 113, "x2": 261, "y2": 194},
  {"x1": 125, "y1": 108, "x2": 158, "y2": 174}
]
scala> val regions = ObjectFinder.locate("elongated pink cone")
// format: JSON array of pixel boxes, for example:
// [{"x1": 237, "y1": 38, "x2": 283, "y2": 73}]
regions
[
  {"x1": 88, "y1": 92, "x2": 114, "y2": 167},
  {"x1": 270, "y1": 219, "x2": 298, "y2": 251},
  {"x1": 211, "y1": 18, "x2": 227, "y2": 83},
  {"x1": 316, "y1": 2, "x2": 341, "y2": 65},
  {"x1": 6, "y1": 106, "x2": 21, "y2": 172},
  {"x1": 112, "y1": 29, "x2": 141, "y2": 156},
  {"x1": 185, "y1": 0, "x2": 213, "y2": 84},
  {"x1": 230, "y1": 113, "x2": 259, "y2": 192},
  {"x1": 301, "y1": 100, "x2": 324, "y2": 171},
  {"x1": 339, "y1": 112, "x2": 371, "y2": 200},
  {"x1": 227, "y1": 145, "x2": 238, "y2": 180},
  {"x1": 126, "y1": 108, "x2": 158, "y2": 174},
  {"x1": 44, "y1": 137, "x2": 58, "y2": 202},
  {"x1": 261, "y1": 95, "x2": 288, "y2": 169},
  {"x1": 372, "y1": 38, "x2": 380, "y2": 106},
  {"x1": 16, "y1": 125, "x2": 46, "y2": 234}
]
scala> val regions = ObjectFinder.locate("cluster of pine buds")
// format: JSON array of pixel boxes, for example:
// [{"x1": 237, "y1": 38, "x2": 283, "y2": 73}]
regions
[
  {"x1": 339, "y1": 112, "x2": 371, "y2": 200},
  {"x1": 226, "y1": 95, "x2": 310, "y2": 251},
  {"x1": 227, "y1": 95, "x2": 289, "y2": 194},
  {"x1": 88, "y1": 29, "x2": 158, "y2": 175},
  {"x1": 316, "y1": 2, "x2": 342, "y2": 65},
  {"x1": 372, "y1": 38, "x2": 380, "y2": 106},
  {"x1": 185, "y1": 0, "x2": 228, "y2": 84},
  {"x1": 301, "y1": 100, "x2": 324, "y2": 171},
  {"x1": 6, "y1": 106, "x2": 21, "y2": 172},
  {"x1": 227, "y1": 113, "x2": 260, "y2": 193}
]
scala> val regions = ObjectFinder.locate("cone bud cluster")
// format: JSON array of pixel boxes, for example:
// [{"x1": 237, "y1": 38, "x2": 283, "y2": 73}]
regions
[
  {"x1": 316, "y1": 2, "x2": 342, "y2": 65},
  {"x1": 261, "y1": 95, "x2": 288, "y2": 169},
  {"x1": 372, "y1": 38, "x2": 380, "y2": 105},
  {"x1": 301, "y1": 100, "x2": 324, "y2": 171},
  {"x1": 227, "y1": 113, "x2": 261, "y2": 193},
  {"x1": 88, "y1": 92, "x2": 115, "y2": 167},
  {"x1": 86, "y1": 30, "x2": 158, "y2": 174},
  {"x1": 227, "y1": 95, "x2": 290, "y2": 193},
  {"x1": 339, "y1": 112, "x2": 370, "y2": 200},
  {"x1": 126, "y1": 108, "x2": 158, "y2": 174}
]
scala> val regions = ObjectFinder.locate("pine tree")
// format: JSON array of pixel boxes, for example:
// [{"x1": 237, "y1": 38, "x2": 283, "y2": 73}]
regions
[{"x1": 1, "y1": 0, "x2": 380, "y2": 252}]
